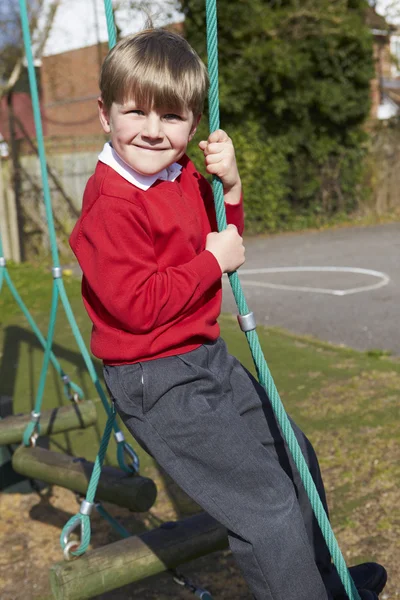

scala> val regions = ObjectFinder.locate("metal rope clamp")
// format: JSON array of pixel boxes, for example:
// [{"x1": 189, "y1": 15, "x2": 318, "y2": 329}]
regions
[
  {"x1": 62, "y1": 500, "x2": 94, "y2": 560},
  {"x1": 52, "y1": 266, "x2": 63, "y2": 279},
  {"x1": 62, "y1": 374, "x2": 80, "y2": 403},
  {"x1": 237, "y1": 311, "x2": 256, "y2": 332},
  {"x1": 29, "y1": 411, "x2": 41, "y2": 447},
  {"x1": 0, "y1": 257, "x2": 6, "y2": 267}
]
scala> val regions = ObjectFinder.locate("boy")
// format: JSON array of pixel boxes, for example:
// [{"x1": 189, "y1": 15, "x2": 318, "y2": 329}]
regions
[{"x1": 70, "y1": 28, "x2": 386, "y2": 600}]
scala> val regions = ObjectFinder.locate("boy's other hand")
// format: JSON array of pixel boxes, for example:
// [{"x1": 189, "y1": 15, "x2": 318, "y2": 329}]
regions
[
  {"x1": 206, "y1": 224, "x2": 245, "y2": 273},
  {"x1": 199, "y1": 129, "x2": 241, "y2": 203}
]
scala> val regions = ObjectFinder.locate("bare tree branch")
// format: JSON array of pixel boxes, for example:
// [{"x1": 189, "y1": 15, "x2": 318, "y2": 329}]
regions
[{"x1": 0, "y1": 0, "x2": 61, "y2": 99}]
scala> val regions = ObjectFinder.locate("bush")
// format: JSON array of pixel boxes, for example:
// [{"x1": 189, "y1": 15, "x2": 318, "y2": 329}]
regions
[{"x1": 181, "y1": 0, "x2": 374, "y2": 231}]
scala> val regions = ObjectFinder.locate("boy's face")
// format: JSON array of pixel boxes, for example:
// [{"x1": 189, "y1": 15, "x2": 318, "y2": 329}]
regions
[{"x1": 98, "y1": 98, "x2": 201, "y2": 176}]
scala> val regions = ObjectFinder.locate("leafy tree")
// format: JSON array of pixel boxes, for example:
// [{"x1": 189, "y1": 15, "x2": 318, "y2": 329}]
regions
[{"x1": 180, "y1": 0, "x2": 375, "y2": 230}]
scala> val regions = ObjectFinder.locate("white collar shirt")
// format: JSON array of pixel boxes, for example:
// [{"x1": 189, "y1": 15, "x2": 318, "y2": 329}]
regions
[{"x1": 98, "y1": 142, "x2": 183, "y2": 191}]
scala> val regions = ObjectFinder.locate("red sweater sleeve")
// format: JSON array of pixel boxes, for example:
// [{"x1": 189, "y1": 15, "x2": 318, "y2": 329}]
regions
[
  {"x1": 199, "y1": 175, "x2": 244, "y2": 235},
  {"x1": 73, "y1": 195, "x2": 222, "y2": 334}
]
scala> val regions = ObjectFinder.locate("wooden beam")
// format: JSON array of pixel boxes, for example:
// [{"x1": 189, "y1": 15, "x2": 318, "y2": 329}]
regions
[
  {"x1": 0, "y1": 401, "x2": 97, "y2": 445},
  {"x1": 50, "y1": 512, "x2": 228, "y2": 600},
  {"x1": 12, "y1": 445, "x2": 157, "y2": 512}
]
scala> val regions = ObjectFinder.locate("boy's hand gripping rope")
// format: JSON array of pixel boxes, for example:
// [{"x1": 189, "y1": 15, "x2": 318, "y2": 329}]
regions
[{"x1": 205, "y1": 1, "x2": 360, "y2": 599}]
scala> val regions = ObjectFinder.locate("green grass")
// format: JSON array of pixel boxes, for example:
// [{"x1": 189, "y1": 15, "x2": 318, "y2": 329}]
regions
[{"x1": 1, "y1": 262, "x2": 399, "y2": 576}]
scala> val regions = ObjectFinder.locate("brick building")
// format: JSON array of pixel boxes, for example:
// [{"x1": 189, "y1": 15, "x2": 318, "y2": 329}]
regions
[{"x1": 40, "y1": 41, "x2": 109, "y2": 139}]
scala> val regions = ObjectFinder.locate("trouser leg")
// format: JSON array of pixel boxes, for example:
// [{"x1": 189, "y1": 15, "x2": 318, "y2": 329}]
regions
[
  {"x1": 104, "y1": 341, "x2": 330, "y2": 600},
  {"x1": 223, "y1": 353, "x2": 333, "y2": 579}
]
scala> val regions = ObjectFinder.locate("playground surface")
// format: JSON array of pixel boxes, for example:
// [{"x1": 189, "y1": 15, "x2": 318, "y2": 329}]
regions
[{"x1": 223, "y1": 221, "x2": 400, "y2": 356}]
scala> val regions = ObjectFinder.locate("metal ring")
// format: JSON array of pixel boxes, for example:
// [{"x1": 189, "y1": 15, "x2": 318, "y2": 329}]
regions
[
  {"x1": 63, "y1": 540, "x2": 80, "y2": 561},
  {"x1": 62, "y1": 374, "x2": 70, "y2": 384}
]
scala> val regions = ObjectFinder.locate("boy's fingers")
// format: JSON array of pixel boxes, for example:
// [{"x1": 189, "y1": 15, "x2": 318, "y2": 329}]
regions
[
  {"x1": 198, "y1": 140, "x2": 207, "y2": 150},
  {"x1": 208, "y1": 129, "x2": 229, "y2": 144}
]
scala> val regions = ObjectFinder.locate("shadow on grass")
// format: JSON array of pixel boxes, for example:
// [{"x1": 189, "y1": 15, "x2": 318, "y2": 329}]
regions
[{"x1": 0, "y1": 325, "x2": 103, "y2": 405}]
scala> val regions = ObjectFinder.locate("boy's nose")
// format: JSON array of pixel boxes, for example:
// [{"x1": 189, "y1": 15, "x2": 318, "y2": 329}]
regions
[{"x1": 142, "y1": 115, "x2": 162, "y2": 139}]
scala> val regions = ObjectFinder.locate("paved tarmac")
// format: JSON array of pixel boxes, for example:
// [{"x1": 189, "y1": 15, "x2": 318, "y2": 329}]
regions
[{"x1": 222, "y1": 222, "x2": 400, "y2": 355}]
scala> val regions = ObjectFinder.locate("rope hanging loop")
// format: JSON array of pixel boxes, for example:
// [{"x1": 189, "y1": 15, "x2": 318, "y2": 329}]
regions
[
  {"x1": 61, "y1": 511, "x2": 91, "y2": 558},
  {"x1": 116, "y1": 437, "x2": 140, "y2": 473}
]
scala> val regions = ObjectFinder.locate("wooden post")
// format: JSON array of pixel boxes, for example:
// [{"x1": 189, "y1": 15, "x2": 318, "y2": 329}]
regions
[
  {"x1": 7, "y1": 92, "x2": 25, "y2": 261},
  {"x1": 12, "y1": 445, "x2": 157, "y2": 512},
  {"x1": 0, "y1": 157, "x2": 21, "y2": 262},
  {"x1": 0, "y1": 159, "x2": 12, "y2": 260},
  {"x1": 0, "y1": 401, "x2": 97, "y2": 445},
  {"x1": 49, "y1": 512, "x2": 228, "y2": 600}
]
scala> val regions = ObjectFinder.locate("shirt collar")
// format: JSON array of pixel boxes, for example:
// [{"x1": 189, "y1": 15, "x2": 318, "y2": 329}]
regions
[{"x1": 98, "y1": 142, "x2": 182, "y2": 191}]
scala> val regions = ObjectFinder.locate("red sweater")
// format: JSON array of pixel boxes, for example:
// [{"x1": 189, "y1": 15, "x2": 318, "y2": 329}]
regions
[{"x1": 69, "y1": 154, "x2": 244, "y2": 364}]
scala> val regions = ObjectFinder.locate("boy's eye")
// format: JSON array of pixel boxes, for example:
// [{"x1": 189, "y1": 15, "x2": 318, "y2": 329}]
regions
[
  {"x1": 163, "y1": 114, "x2": 182, "y2": 121},
  {"x1": 127, "y1": 109, "x2": 144, "y2": 115}
]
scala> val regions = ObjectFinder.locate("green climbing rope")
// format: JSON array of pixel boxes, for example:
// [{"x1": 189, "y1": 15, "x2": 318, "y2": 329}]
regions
[
  {"x1": 16, "y1": 0, "x2": 138, "y2": 474},
  {"x1": 205, "y1": 1, "x2": 359, "y2": 599}
]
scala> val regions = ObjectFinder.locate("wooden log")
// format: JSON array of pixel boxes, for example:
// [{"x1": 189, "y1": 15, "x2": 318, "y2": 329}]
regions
[
  {"x1": 0, "y1": 401, "x2": 97, "y2": 446},
  {"x1": 50, "y1": 512, "x2": 228, "y2": 600},
  {"x1": 12, "y1": 445, "x2": 157, "y2": 512}
]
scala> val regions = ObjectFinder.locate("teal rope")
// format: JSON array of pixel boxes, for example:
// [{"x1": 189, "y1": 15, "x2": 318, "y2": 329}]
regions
[
  {"x1": 18, "y1": 0, "x2": 58, "y2": 268},
  {"x1": 204, "y1": 1, "x2": 359, "y2": 599},
  {"x1": 95, "y1": 503, "x2": 131, "y2": 538},
  {"x1": 60, "y1": 403, "x2": 117, "y2": 556},
  {"x1": 17, "y1": 0, "x2": 137, "y2": 471},
  {"x1": 22, "y1": 279, "x2": 59, "y2": 445},
  {"x1": 104, "y1": 0, "x2": 117, "y2": 49}
]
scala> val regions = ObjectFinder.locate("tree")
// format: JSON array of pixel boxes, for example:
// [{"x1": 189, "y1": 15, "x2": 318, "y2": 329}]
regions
[{"x1": 180, "y1": 0, "x2": 375, "y2": 230}]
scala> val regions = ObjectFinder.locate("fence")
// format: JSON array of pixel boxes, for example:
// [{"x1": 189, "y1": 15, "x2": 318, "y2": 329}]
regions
[
  {"x1": 1, "y1": 135, "x2": 106, "y2": 260},
  {"x1": 366, "y1": 120, "x2": 400, "y2": 215}
]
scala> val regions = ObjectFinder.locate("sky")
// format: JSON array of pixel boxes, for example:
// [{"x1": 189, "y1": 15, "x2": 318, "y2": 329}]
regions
[
  {"x1": 40, "y1": 0, "x2": 183, "y2": 57},
  {"x1": 1, "y1": 0, "x2": 397, "y2": 58}
]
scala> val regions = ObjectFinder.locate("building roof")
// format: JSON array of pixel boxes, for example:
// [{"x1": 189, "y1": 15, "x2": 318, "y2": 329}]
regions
[{"x1": 365, "y1": 5, "x2": 395, "y2": 36}]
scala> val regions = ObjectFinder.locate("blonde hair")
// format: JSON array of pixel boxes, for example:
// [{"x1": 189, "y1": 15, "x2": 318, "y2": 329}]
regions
[{"x1": 100, "y1": 28, "x2": 209, "y2": 116}]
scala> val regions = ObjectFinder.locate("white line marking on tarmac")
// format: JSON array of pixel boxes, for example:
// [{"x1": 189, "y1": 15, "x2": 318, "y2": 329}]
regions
[{"x1": 227, "y1": 267, "x2": 390, "y2": 296}]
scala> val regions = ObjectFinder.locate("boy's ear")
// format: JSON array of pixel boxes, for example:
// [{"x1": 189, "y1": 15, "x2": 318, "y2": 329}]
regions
[
  {"x1": 98, "y1": 97, "x2": 111, "y2": 133},
  {"x1": 188, "y1": 113, "x2": 202, "y2": 142}
]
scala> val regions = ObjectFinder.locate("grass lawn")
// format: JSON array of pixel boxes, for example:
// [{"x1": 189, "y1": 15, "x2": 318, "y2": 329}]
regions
[{"x1": 0, "y1": 262, "x2": 399, "y2": 599}]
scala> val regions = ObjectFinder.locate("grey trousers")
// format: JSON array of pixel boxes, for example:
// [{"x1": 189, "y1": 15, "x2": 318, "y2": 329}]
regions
[{"x1": 104, "y1": 338, "x2": 336, "y2": 600}]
